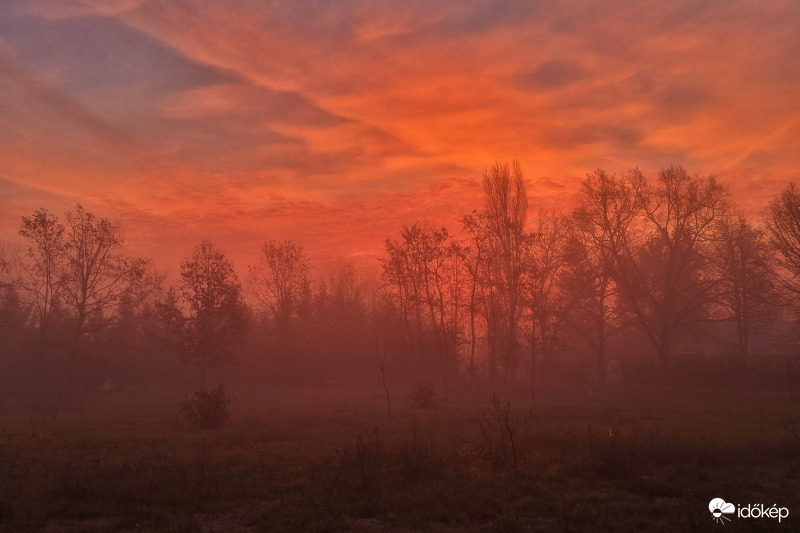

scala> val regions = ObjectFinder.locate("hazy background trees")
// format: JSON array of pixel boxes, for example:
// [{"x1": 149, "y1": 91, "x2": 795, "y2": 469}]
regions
[
  {"x1": 312, "y1": 260, "x2": 373, "y2": 373},
  {"x1": 0, "y1": 239, "x2": 29, "y2": 413},
  {"x1": 4, "y1": 167, "x2": 800, "y2": 412},
  {"x1": 12, "y1": 204, "x2": 154, "y2": 416}
]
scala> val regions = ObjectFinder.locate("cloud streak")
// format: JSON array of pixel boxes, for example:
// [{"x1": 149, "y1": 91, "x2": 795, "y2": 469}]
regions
[{"x1": 1, "y1": 0, "x2": 799, "y2": 270}]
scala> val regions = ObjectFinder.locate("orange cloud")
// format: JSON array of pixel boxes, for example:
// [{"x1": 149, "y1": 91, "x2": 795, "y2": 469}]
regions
[{"x1": 1, "y1": 0, "x2": 799, "y2": 274}]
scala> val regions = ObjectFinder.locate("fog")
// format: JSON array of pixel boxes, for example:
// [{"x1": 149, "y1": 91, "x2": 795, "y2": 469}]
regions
[{"x1": 1, "y1": 163, "x2": 800, "y2": 531}]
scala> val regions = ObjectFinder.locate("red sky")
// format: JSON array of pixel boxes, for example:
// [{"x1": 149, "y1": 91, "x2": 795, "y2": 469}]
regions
[{"x1": 1, "y1": 0, "x2": 799, "y2": 272}]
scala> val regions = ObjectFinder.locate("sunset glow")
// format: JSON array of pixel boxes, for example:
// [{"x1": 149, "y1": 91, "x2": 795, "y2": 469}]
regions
[{"x1": 2, "y1": 0, "x2": 799, "y2": 269}]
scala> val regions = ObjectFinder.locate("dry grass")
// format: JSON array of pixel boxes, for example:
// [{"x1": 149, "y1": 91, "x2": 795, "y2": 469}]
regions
[{"x1": 1, "y1": 383, "x2": 799, "y2": 531}]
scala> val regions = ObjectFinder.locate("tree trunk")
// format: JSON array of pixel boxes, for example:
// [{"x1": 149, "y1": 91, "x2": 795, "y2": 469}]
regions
[
  {"x1": 597, "y1": 303, "x2": 606, "y2": 389},
  {"x1": 469, "y1": 294, "x2": 477, "y2": 390},
  {"x1": 530, "y1": 313, "x2": 536, "y2": 406},
  {"x1": 200, "y1": 348, "x2": 207, "y2": 392}
]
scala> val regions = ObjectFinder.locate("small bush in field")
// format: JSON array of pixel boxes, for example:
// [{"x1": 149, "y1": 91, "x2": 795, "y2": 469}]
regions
[
  {"x1": 181, "y1": 384, "x2": 232, "y2": 429},
  {"x1": 406, "y1": 382, "x2": 441, "y2": 409},
  {"x1": 478, "y1": 393, "x2": 526, "y2": 469}
]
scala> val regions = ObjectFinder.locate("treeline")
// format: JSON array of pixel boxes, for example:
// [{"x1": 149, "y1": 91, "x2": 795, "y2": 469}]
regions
[
  {"x1": 380, "y1": 163, "x2": 800, "y2": 392},
  {"x1": 0, "y1": 211, "x2": 382, "y2": 413},
  {"x1": 2, "y1": 162, "x2": 800, "y2": 411}
]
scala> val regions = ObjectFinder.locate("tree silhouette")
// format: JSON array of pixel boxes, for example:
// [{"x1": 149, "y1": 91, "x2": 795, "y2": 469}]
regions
[
  {"x1": 166, "y1": 239, "x2": 248, "y2": 391},
  {"x1": 611, "y1": 167, "x2": 729, "y2": 370},
  {"x1": 566, "y1": 170, "x2": 631, "y2": 387},
  {"x1": 19, "y1": 208, "x2": 64, "y2": 350},
  {"x1": 382, "y1": 221, "x2": 461, "y2": 390},
  {"x1": 482, "y1": 160, "x2": 528, "y2": 385},
  {"x1": 459, "y1": 211, "x2": 490, "y2": 388},
  {"x1": 18, "y1": 208, "x2": 64, "y2": 432},
  {"x1": 248, "y1": 240, "x2": 311, "y2": 359},
  {"x1": 58, "y1": 204, "x2": 149, "y2": 405},
  {"x1": 713, "y1": 214, "x2": 779, "y2": 361},
  {"x1": 523, "y1": 210, "x2": 569, "y2": 392},
  {"x1": 764, "y1": 182, "x2": 800, "y2": 306}
]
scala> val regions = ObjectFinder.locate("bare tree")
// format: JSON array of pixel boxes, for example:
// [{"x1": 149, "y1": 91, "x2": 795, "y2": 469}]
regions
[
  {"x1": 523, "y1": 211, "x2": 569, "y2": 395},
  {"x1": 18, "y1": 209, "x2": 64, "y2": 432},
  {"x1": 57, "y1": 204, "x2": 150, "y2": 405},
  {"x1": 482, "y1": 161, "x2": 528, "y2": 385},
  {"x1": 18, "y1": 209, "x2": 64, "y2": 349},
  {"x1": 764, "y1": 182, "x2": 800, "y2": 305},
  {"x1": 313, "y1": 260, "x2": 371, "y2": 370},
  {"x1": 565, "y1": 170, "x2": 631, "y2": 387},
  {"x1": 459, "y1": 212, "x2": 490, "y2": 388},
  {"x1": 612, "y1": 166, "x2": 729, "y2": 370},
  {"x1": 382, "y1": 222, "x2": 462, "y2": 390},
  {"x1": 714, "y1": 214, "x2": 779, "y2": 361},
  {"x1": 248, "y1": 240, "x2": 311, "y2": 357},
  {"x1": 0, "y1": 239, "x2": 25, "y2": 288},
  {"x1": 383, "y1": 233, "x2": 425, "y2": 368},
  {"x1": 165, "y1": 239, "x2": 248, "y2": 391},
  {"x1": 316, "y1": 260, "x2": 366, "y2": 329}
]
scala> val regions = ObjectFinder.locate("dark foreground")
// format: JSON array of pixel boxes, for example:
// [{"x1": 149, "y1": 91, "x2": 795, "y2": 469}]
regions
[{"x1": 1, "y1": 383, "x2": 799, "y2": 532}]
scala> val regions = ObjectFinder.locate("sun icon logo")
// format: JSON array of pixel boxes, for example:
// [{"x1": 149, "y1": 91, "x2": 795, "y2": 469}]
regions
[{"x1": 709, "y1": 498, "x2": 736, "y2": 524}]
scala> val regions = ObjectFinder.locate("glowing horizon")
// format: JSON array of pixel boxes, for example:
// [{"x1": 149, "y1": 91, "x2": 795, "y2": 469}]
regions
[{"x1": 2, "y1": 0, "x2": 799, "y2": 272}]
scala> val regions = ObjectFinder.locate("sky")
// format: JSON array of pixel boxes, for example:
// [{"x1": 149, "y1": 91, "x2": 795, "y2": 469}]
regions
[{"x1": 1, "y1": 0, "x2": 799, "y2": 272}]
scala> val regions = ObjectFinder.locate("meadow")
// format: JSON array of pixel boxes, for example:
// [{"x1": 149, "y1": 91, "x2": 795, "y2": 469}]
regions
[{"x1": 1, "y1": 381, "x2": 799, "y2": 532}]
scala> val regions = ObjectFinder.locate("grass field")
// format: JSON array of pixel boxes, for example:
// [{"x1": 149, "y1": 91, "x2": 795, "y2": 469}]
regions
[{"x1": 1, "y1": 382, "x2": 799, "y2": 532}]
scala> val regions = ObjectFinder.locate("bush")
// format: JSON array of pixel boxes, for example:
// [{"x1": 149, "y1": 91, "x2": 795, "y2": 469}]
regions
[
  {"x1": 181, "y1": 384, "x2": 232, "y2": 429},
  {"x1": 406, "y1": 382, "x2": 441, "y2": 409},
  {"x1": 478, "y1": 393, "x2": 527, "y2": 469}
]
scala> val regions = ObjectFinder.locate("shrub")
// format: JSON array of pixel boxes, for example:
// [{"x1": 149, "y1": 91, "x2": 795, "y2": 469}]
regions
[
  {"x1": 406, "y1": 382, "x2": 440, "y2": 409},
  {"x1": 181, "y1": 384, "x2": 232, "y2": 429},
  {"x1": 478, "y1": 393, "x2": 527, "y2": 469},
  {"x1": 398, "y1": 426, "x2": 441, "y2": 482}
]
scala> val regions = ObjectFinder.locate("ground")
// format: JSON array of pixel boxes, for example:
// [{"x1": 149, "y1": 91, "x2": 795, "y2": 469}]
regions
[{"x1": 1, "y1": 381, "x2": 799, "y2": 532}]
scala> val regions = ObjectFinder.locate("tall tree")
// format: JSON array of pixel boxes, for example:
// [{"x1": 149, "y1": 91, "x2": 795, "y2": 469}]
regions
[
  {"x1": 382, "y1": 234, "x2": 423, "y2": 365},
  {"x1": 566, "y1": 170, "x2": 631, "y2": 386},
  {"x1": 714, "y1": 214, "x2": 779, "y2": 360},
  {"x1": 612, "y1": 166, "x2": 729, "y2": 370},
  {"x1": 482, "y1": 161, "x2": 528, "y2": 385},
  {"x1": 459, "y1": 212, "x2": 490, "y2": 388},
  {"x1": 523, "y1": 211, "x2": 569, "y2": 392},
  {"x1": 166, "y1": 239, "x2": 248, "y2": 391}
]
